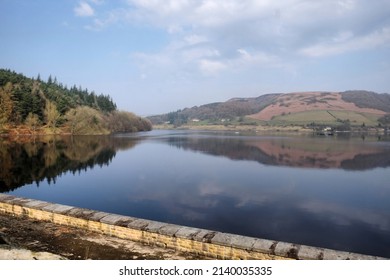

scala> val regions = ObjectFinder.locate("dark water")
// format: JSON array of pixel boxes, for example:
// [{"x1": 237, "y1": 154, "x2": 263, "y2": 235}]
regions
[{"x1": 1, "y1": 130, "x2": 390, "y2": 258}]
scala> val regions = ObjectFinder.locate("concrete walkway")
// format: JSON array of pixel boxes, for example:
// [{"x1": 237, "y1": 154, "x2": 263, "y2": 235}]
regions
[{"x1": 0, "y1": 213, "x2": 207, "y2": 260}]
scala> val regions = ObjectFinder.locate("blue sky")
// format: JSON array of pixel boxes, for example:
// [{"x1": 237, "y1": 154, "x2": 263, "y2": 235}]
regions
[{"x1": 1, "y1": 0, "x2": 390, "y2": 116}]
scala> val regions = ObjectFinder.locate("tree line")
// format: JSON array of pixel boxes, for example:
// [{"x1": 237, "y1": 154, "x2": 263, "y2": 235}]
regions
[
  {"x1": 0, "y1": 69, "x2": 152, "y2": 134},
  {"x1": 147, "y1": 94, "x2": 278, "y2": 126}
]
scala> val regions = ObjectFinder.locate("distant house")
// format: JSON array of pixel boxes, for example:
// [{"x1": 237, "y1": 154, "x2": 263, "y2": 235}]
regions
[
  {"x1": 191, "y1": 119, "x2": 200, "y2": 122},
  {"x1": 318, "y1": 126, "x2": 333, "y2": 136}
]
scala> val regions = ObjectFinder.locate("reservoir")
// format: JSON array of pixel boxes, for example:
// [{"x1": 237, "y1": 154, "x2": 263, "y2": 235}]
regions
[{"x1": 1, "y1": 130, "x2": 390, "y2": 258}]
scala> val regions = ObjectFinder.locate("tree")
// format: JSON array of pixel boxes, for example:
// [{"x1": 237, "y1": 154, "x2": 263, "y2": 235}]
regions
[
  {"x1": 44, "y1": 101, "x2": 61, "y2": 131},
  {"x1": 25, "y1": 113, "x2": 41, "y2": 133},
  {"x1": 0, "y1": 82, "x2": 14, "y2": 128},
  {"x1": 106, "y1": 111, "x2": 152, "y2": 133},
  {"x1": 65, "y1": 106, "x2": 108, "y2": 135}
]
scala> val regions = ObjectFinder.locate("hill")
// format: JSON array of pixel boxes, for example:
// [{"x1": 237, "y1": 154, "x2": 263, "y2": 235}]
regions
[
  {"x1": 148, "y1": 91, "x2": 390, "y2": 130},
  {"x1": 148, "y1": 94, "x2": 279, "y2": 126},
  {"x1": 0, "y1": 69, "x2": 152, "y2": 135}
]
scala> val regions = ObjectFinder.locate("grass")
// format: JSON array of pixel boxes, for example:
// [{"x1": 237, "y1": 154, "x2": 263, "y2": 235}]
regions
[{"x1": 267, "y1": 110, "x2": 381, "y2": 126}]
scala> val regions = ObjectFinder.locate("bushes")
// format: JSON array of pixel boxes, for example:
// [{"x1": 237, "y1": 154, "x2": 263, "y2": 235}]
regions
[{"x1": 106, "y1": 111, "x2": 152, "y2": 133}]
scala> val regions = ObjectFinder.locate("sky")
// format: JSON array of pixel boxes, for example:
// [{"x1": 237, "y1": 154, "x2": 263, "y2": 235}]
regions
[{"x1": 1, "y1": 0, "x2": 390, "y2": 116}]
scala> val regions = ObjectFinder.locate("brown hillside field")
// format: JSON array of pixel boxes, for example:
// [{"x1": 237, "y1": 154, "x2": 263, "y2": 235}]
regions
[{"x1": 248, "y1": 92, "x2": 387, "y2": 121}]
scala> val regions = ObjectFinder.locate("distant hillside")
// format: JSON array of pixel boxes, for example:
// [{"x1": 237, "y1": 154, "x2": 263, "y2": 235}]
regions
[
  {"x1": 148, "y1": 94, "x2": 279, "y2": 126},
  {"x1": 0, "y1": 69, "x2": 152, "y2": 134},
  {"x1": 341, "y1": 90, "x2": 390, "y2": 112},
  {"x1": 148, "y1": 90, "x2": 390, "y2": 129}
]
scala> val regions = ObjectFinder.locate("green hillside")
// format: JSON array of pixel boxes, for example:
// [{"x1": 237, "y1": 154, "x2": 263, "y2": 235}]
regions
[
  {"x1": 0, "y1": 69, "x2": 152, "y2": 134},
  {"x1": 148, "y1": 90, "x2": 390, "y2": 131},
  {"x1": 341, "y1": 90, "x2": 390, "y2": 112},
  {"x1": 148, "y1": 94, "x2": 279, "y2": 126},
  {"x1": 269, "y1": 110, "x2": 380, "y2": 127}
]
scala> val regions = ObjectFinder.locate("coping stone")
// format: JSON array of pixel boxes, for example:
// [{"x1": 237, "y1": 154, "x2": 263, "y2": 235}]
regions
[
  {"x1": 42, "y1": 204, "x2": 74, "y2": 214},
  {"x1": 8, "y1": 197, "x2": 33, "y2": 206},
  {"x1": 321, "y1": 249, "x2": 383, "y2": 260},
  {"x1": 211, "y1": 232, "x2": 233, "y2": 246},
  {"x1": 66, "y1": 208, "x2": 96, "y2": 219},
  {"x1": 0, "y1": 194, "x2": 15, "y2": 202},
  {"x1": 89, "y1": 211, "x2": 110, "y2": 222},
  {"x1": 351, "y1": 254, "x2": 384, "y2": 260},
  {"x1": 274, "y1": 242, "x2": 300, "y2": 259},
  {"x1": 194, "y1": 230, "x2": 216, "y2": 243},
  {"x1": 145, "y1": 221, "x2": 167, "y2": 233},
  {"x1": 128, "y1": 219, "x2": 150, "y2": 230},
  {"x1": 24, "y1": 200, "x2": 51, "y2": 210},
  {"x1": 322, "y1": 248, "x2": 351, "y2": 260},
  {"x1": 298, "y1": 245, "x2": 325, "y2": 260},
  {"x1": 252, "y1": 238, "x2": 275, "y2": 254},
  {"x1": 230, "y1": 235, "x2": 256, "y2": 250},
  {"x1": 158, "y1": 224, "x2": 181, "y2": 237},
  {"x1": 175, "y1": 227, "x2": 201, "y2": 240},
  {"x1": 100, "y1": 214, "x2": 133, "y2": 226}
]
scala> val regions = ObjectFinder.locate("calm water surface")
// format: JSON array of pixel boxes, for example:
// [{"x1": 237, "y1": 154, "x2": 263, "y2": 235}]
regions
[{"x1": 1, "y1": 130, "x2": 390, "y2": 257}]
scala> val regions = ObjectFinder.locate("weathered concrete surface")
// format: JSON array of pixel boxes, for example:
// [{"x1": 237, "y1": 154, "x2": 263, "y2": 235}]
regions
[
  {"x1": 0, "y1": 213, "x2": 206, "y2": 260},
  {"x1": 0, "y1": 246, "x2": 66, "y2": 260}
]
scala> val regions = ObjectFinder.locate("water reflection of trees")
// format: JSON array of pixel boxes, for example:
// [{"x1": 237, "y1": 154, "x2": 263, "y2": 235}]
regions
[
  {"x1": 0, "y1": 136, "x2": 138, "y2": 192},
  {"x1": 164, "y1": 136, "x2": 390, "y2": 170}
]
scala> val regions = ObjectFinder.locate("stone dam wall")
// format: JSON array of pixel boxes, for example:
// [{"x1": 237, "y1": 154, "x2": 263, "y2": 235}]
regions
[{"x1": 0, "y1": 194, "x2": 384, "y2": 260}]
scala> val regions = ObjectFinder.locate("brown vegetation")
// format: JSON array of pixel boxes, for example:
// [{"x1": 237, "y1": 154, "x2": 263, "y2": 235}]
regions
[{"x1": 249, "y1": 92, "x2": 387, "y2": 121}]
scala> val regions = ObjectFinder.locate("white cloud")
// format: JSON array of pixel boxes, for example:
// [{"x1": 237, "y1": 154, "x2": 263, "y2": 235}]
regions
[
  {"x1": 236, "y1": 48, "x2": 278, "y2": 65},
  {"x1": 83, "y1": 0, "x2": 390, "y2": 94},
  {"x1": 74, "y1": 1, "x2": 95, "y2": 17},
  {"x1": 198, "y1": 59, "x2": 227, "y2": 76},
  {"x1": 184, "y1": 34, "x2": 208, "y2": 45},
  {"x1": 300, "y1": 27, "x2": 390, "y2": 57},
  {"x1": 89, "y1": 0, "x2": 104, "y2": 4}
]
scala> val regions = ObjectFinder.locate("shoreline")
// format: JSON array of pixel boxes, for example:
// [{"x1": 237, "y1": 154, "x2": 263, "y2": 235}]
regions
[{"x1": 152, "y1": 124, "x2": 387, "y2": 135}]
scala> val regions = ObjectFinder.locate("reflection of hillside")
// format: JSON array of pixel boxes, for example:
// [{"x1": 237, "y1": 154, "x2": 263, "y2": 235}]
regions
[
  {"x1": 0, "y1": 136, "x2": 139, "y2": 192},
  {"x1": 164, "y1": 136, "x2": 390, "y2": 170}
]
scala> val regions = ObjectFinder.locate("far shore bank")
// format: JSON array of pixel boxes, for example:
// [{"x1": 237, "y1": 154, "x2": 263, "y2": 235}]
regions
[
  {"x1": 152, "y1": 124, "x2": 387, "y2": 135},
  {"x1": 2, "y1": 124, "x2": 387, "y2": 139}
]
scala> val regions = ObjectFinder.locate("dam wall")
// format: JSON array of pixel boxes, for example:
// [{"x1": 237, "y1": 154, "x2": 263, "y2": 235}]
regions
[{"x1": 0, "y1": 194, "x2": 383, "y2": 260}]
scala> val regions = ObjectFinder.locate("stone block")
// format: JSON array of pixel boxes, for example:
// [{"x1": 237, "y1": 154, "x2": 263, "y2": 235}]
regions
[
  {"x1": 0, "y1": 194, "x2": 15, "y2": 202},
  {"x1": 67, "y1": 208, "x2": 96, "y2": 219},
  {"x1": 128, "y1": 219, "x2": 149, "y2": 230},
  {"x1": 24, "y1": 200, "x2": 51, "y2": 210},
  {"x1": 158, "y1": 224, "x2": 181, "y2": 237},
  {"x1": 42, "y1": 204, "x2": 74, "y2": 214},
  {"x1": 89, "y1": 211, "x2": 110, "y2": 222},
  {"x1": 298, "y1": 245, "x2": 325, "y2": 260},
  {"x1": 211, "y1": 232, "x2": 234, "y2": 246},
  {"x1": 321, "y1": 249, "x2": 383, "y2": 260},
  {"x1": 145, "y1": 221, "x2": 166, "y2": 233},
  {"x1": 230, "y1": 235, "x2": 256, "y2": 250},
  {"x1": 175, "y1": 227, "x2": 201, "y2": 239},
  {"x1": 274, "y1": 242, "x2": 300, "y2": 259},
  {"x1": 322, "y1": 248, "x2": 350, "y2": 260},
  {"x1": 8, "y1": 197, "x2": 33, "y2": 206},
  {"x1": 193, "y1": 230, "x2": 216, "y2": 242},
  {"x1": 100, "y1": 214, "x2": 133, "y2": 226},
  {"x1": 252, "y1": 238, "x2": 275, "y2": 254}
]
